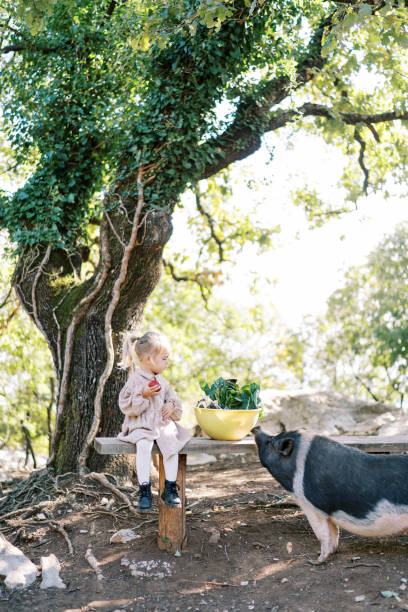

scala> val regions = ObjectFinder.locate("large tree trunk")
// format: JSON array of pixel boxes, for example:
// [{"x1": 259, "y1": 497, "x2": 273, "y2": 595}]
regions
[{"x1": 14, "y1": 183, "x2": 172, "y2": 474}]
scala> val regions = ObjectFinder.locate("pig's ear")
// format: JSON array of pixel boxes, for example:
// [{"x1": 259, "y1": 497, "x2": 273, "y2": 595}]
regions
[{"x1": 276, "y1": 438, "x2": 294, "y2": 457}]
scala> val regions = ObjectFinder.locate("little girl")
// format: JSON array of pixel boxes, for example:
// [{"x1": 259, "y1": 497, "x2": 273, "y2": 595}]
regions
[{"x1": 117, "y1": 331, "x2": 191, "y2": 511}]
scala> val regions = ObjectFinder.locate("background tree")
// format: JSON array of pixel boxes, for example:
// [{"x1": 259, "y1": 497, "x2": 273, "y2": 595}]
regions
[
  {"x1": 0, "y1": 237, "x2": 54, "y2": 456},
  {"x1": 1, "y1": 1, "x2": 408, "y2": 473},
  {"x1": 311, "y1": 223, "x2": 408, "y2": 408}
]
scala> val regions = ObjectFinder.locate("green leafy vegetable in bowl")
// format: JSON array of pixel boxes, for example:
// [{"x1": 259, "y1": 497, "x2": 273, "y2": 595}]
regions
[{"x1": 199, "y1": 377, "x2": 262, "y2": 417}]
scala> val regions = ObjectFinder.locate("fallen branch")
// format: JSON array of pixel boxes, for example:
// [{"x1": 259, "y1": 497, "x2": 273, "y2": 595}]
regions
[
  {"x1": 345, "y1": 563, "x2": 382, "y2": 569},
  {"x1": 82, "y1": 509, "x2": 130, "y2": 518},
  {"x1": 48, "y1": 521, "x2": 74, "y2": 555},
  {"x1": 0, "y1": 506, "x2": 41, "y2": 522},
  {"x1": 181, "y1": 579, "x2": 235, "y2": 587},
  {"x1": 85, "y1": 546, "x2": 104, "y2": 581}
]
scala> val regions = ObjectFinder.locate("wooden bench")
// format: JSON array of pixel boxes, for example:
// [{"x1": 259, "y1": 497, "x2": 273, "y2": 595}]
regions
[{"x1": 94, "y1": 434, "x2": 408, "y2": 553}]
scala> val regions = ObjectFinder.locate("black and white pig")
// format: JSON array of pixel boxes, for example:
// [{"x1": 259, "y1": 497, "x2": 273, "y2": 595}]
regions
[{"x1": 252, "y1": 426, "x2": 408, "y2": 563}]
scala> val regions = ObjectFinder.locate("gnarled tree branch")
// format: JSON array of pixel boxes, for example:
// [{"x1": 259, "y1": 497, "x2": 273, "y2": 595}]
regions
[
  {"x1": 200, "y1": 100, "x2": 408, "y2": 181},
  {"x1": 354, "y1": 128, "x2": 369, "y2": 194},
  {"x1": 163, "y1": 258, "x2": 212, "y2": 304},
  {"x1": 194, "y1": 186, "x2": 224, "y2": 263},
  {"x1": 1, "y1": 43, "x2": 60, "y2": 54}
]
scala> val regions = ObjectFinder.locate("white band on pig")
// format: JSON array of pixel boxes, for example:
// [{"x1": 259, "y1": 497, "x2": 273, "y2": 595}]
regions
[{"x1": 293, "y1": 432, "x2": 314, "y2": 502}]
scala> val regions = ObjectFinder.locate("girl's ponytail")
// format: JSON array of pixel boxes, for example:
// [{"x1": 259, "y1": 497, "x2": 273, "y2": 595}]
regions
[
  {"x1": 118, "y1": 331, "x2": 139, "y2": 370},
  {"x1": 119, "y1": 330, "x2": 169, "y2": 370}
]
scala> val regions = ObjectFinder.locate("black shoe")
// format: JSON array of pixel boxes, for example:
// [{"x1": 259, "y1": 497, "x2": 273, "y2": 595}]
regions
[
  {"x1": 161, "y1": 480, "x2": 181, "y2": 507},
  {"x1": 138, "y1": 482, "x2": 152, "y2": 511}
]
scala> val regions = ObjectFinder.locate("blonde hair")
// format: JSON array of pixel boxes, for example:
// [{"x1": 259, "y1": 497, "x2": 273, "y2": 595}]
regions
[{"x1": 119, "y1": 331, "x2": 170, "y2": 370}]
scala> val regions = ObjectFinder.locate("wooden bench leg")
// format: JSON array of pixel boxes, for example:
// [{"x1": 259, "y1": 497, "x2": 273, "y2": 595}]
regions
[{"x1": 157, "y1": 453, "x2": 187, "y2": 553}]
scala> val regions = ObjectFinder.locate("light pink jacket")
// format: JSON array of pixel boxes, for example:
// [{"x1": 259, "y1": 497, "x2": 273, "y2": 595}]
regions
[{"x1": 117, "y1": 369, "x2": 191, "y2": 459}]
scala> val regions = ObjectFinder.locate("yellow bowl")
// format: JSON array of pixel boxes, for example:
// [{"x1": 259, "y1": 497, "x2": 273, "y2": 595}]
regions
[{"x1": 195, "y1": 407, "x2": 260, "y2": 441}]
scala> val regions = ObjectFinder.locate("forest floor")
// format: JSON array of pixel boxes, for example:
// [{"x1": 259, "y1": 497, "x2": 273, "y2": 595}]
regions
[{"x1": 1, "y1": 452, "x2": 408, "y2": 612}]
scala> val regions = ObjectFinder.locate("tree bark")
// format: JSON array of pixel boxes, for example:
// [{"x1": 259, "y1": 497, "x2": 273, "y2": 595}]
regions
[{"x1": 13, "y1": 196, "x2": 172, "y2": 474}]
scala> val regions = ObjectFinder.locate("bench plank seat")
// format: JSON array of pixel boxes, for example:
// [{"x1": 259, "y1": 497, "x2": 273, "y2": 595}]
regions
[{"x1": 94, "y1": 434, "x2": 408, "y2": 456}]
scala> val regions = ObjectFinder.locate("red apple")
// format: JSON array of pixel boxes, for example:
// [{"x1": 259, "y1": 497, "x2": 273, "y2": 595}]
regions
[{"x1": 148, "y1": 379, "x2": 161, "y2": 391}]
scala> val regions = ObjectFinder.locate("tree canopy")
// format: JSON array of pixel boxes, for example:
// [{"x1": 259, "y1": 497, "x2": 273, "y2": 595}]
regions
[{"x1": 1, "y1": 1, "x2": 408, "y2": 252}]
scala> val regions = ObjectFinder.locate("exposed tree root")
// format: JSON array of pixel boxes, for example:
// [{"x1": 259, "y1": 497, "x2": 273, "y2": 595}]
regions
[
  {"x1": 0, "y1": 468, "x2": 56, "y2": 516},
  {"x1": 83, "y1": 472, "x2": 140, "y2": 517},
  {"x1": 0, "y1": 468, "x2": 141, "y2": 530}
]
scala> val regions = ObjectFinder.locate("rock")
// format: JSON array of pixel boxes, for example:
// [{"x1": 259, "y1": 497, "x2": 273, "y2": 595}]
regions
[
  {"x1": 378, "y1": 413, "x2": 408, "y2": 436},
  {"x1": 109, "y1": 529, "x2": 141, "y2": 544},
  {"x1": 260, "y1": 390, "x2": 400, "y2": 436},
  {"x1": 127, "y1": 559, "x2": 173, "y2": 579},
  {"x1": 0, "y1": 533, "x2": 38, "y2": 590},
  {"x1": 354, "y1": 595, "x2": 365, "y2": 602},
  {"x1": 208, "y1": 529, "x2": 220, "y2": 545},
  {"x1": 40, "y1": 554, "x2": 66, "y2": 589},
  {"x1": 187, "y1": 453, "x2": 217, "y2": 466}
]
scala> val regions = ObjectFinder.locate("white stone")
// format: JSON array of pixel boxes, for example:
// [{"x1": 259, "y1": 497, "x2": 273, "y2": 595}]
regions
[
  {"x1": 40, "y1": 554, "x2": 66, "y2": 589},
  {"x1": 110, "y1": 529, "x2": 141, "y2": 544},
  {"x1": 0, "y1": 533, "x2": 38, "y2": 590},
  {"x1": 187, "y1": 453, "x2": 217, "y2": 466},
  {"x1": 354, "y1": 595, "x2": 366, "y2": 602},
  {"x1": 127, "y1": 559, "x2": 173, "y2": 579}
]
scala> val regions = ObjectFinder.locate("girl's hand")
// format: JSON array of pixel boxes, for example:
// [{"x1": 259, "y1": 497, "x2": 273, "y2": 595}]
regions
[
  {"x1": 162, "y1": 400, "x2": 176, "y2": 420},
  {"x1": 142, "y1": 382, "x2": 161, "y2": 399}
]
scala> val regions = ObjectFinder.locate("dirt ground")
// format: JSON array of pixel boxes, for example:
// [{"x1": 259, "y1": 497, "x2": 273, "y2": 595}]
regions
[{"x1": 2, "y1": 453, "x2": 408, "y2": 612}]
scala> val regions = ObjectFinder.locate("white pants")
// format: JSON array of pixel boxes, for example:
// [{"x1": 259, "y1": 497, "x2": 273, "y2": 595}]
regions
[{"x1": 136, "y1": 439, "x2": 178, "y2": 484}]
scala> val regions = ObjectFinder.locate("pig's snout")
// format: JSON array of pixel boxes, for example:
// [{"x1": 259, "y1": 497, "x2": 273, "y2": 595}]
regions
[{"x1": 251, "y1": 426, "x2": 269, "y2": 447}]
